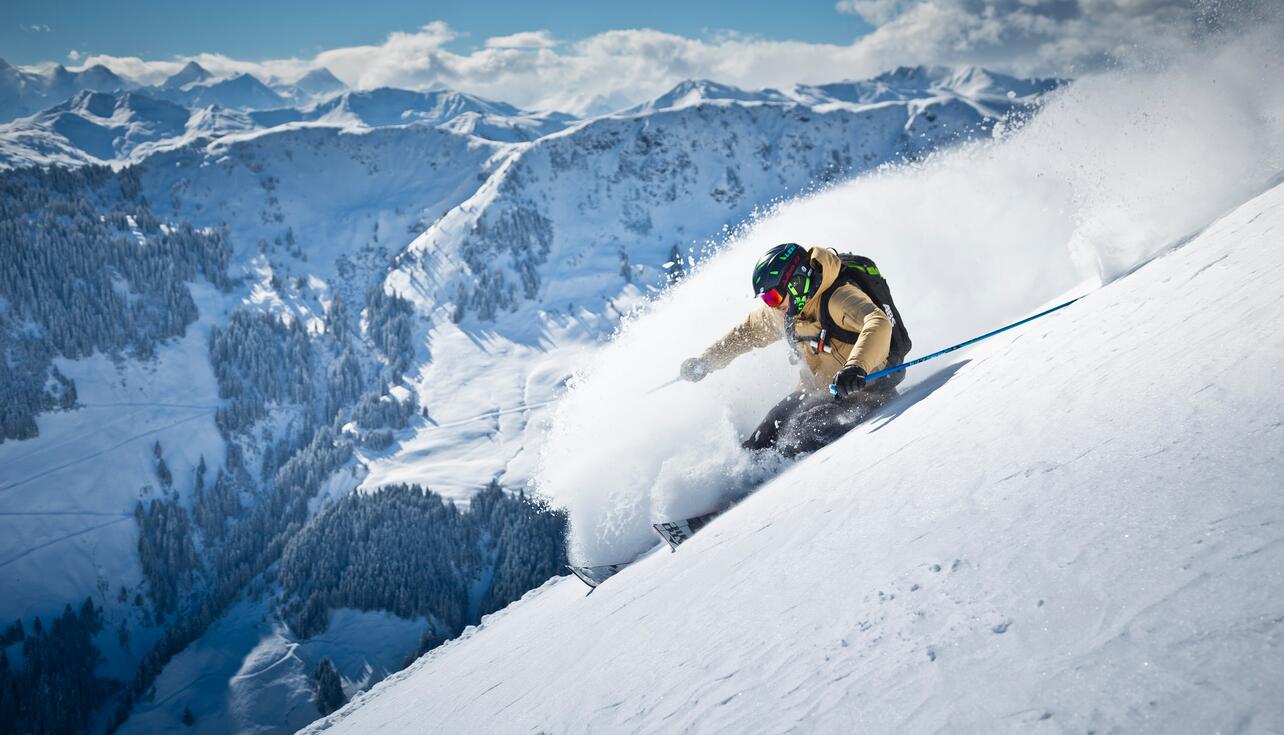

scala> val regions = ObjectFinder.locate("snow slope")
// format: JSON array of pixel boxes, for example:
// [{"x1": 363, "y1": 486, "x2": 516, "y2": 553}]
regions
[
  {"x1": 0, "y1": 282, "x2": 231, "y2": 678},
  {"x1": 118, "y1": 602, "x2": 427, "y2": 735},
  {"x1": 305, "y1": 169, "x2": 1284, "y2": 735}
]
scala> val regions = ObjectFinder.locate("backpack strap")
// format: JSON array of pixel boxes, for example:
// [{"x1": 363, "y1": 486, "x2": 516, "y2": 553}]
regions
[{"x1": 817, "y1": 282, "x2": 863, "y2": 346}]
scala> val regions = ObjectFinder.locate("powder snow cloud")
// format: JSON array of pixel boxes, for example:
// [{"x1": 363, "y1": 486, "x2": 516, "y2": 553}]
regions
[{"x1": 63, "y1": 1, "x2": 1272, "y2": 114}]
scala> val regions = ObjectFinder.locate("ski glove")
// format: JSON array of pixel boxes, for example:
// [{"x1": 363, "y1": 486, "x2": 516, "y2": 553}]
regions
[
  {"x1": 680, "y1": 357, "x2": 709, "y2": 383},
  {"x1": 832, "y1": 364, "x2": 867, "y2": 398}
]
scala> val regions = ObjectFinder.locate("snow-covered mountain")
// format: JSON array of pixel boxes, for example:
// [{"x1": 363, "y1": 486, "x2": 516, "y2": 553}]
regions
[
  {"x1": 276, "y1": 67, "x2": 348, "y2": 102},
  {"x1": 303, "y1": 39, "x2": 1283, "y2": 733},
  {"x1": 9, "y1": 39, "x2": 1280, "y2": 734},
  {"x1": 0, "y1": 64, "x2": 1051, "y2": 734},
  {"x1": 392, "y1": 76, "x2": 1040, "y2": 327},
  {"x1": 619, "y1": 79, "x2": 795, "y2": 115},
  {"x1": 159, "y1": 72, "x2": 286, "y2": 111},
  {"x1": 0, "y1": 58, "x2": 133, "y2": 122},
  {"x1": 305, "y1": 176, "x2": 1284, "y2": 735},
  {"x1": 159, "y1": 61, "x2": 215, "y2": 92},
  {"x1": 0, "y1": 86, "x2": 574, "y2": 168},
  {"x1": 794, "y1": 65, "x2": 1060, "y2": 108},
  {"x1": 257, "y1": 88, "x2": 575, "y2": 141},
  {"x1": 0, "y1": 64, "x2": 1054, "y2": 170},
  {"x1": 0, "y1": 90, "x2": 214, "y2": 167}
]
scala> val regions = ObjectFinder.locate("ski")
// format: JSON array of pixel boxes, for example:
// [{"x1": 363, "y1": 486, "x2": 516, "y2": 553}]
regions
[
  {"x1": 653, "y1": 510, "x2": 722, "y2": 551},
  {"x1": 567, "y1": 509, "x2": 724, "y2": 590},
  {"x1": 566, "y1": 562, "x2": 630, "y2": 589}
]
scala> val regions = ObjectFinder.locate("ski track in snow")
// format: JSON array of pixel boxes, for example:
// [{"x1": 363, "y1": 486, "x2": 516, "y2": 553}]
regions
[
  {"x1": 0, "y1": 410, "x2": 213, "y2": 492},
  {"x1": 0, "y1": 516, "x2": 133, "y2": 569}
]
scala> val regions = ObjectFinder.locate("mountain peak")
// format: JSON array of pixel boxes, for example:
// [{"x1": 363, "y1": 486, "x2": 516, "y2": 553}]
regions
[
  {"x1": 77, "y1": 64, "x2": 127, "y2": 90},
  {"x1": 163, "y1": 61, "x2": 212, "y2": 90},
  {"x1": 626, "y1": 79, "x2": 791, "y2": 115},
  {"x1": 295, "y1": 67, "x2": 346, "y2": 95}
]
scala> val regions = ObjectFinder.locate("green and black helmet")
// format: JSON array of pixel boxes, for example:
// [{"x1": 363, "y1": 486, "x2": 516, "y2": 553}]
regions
[{"x1": 752, "y1": 243, "x2": 815, "y2": 311}]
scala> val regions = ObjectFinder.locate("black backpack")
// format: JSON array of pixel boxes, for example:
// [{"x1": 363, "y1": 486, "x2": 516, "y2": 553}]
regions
[{"x1": 818, "y1": 253, "x2": 912, "y2": 364}]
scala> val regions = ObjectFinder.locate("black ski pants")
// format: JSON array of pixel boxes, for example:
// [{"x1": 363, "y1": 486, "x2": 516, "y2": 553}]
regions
[{"x1": 742, "y1": 370, "x2": 902, "y2": 457}]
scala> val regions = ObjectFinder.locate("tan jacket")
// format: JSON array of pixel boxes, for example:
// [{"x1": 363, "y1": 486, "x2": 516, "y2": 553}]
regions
[{"x1": 701, "y1": 247, "x2": 893, "y2": 394}]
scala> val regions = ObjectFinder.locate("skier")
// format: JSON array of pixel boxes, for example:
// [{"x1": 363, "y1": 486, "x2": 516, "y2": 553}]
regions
[{"x1": 679, "y1": 243, "x2": 910, "y2": 456}]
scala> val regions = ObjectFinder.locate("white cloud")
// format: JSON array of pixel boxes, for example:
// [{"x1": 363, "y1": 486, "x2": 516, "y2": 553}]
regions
[
  {"x1": 485, "y1": 30, "x2": 557, "y2": 49},
  {"x1": 62, "y1": 2, "x2": 1276, "y2": 115},
  {"x1": 836, "y1": 0, "x2": 911, "y2": 25},
  {"x1": 20, "y1": 23, "x2": 53, "y2": 33},
  {"x1": 67, "y1": 49, "x2": 81, "y2": 62}
]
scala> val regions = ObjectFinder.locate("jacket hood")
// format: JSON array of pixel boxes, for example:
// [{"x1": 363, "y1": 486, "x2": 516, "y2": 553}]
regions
[{"x1": 799, "y1": 246, "x2": 843, "y2": 320}]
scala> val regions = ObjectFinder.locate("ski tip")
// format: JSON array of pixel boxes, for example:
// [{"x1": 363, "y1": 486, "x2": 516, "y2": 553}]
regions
[
  {"x1": 653, "y1": 510, "x2": 721, "y2": 552},
  {"x1": 652, "y1": 522, "x2": 681, "y2": 552},
  {"x1": 566, "y1": 562, "x2": 628, "y2": 589}
]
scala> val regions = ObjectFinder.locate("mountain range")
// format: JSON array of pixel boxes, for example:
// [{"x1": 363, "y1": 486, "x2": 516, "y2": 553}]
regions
[
  {"x1": 0, "y1": 65, "x2": 1068, "y2": 734},
  {"x1": 0, "y1": 58, "x2": 352, "y2": 125},
  {"x1": 0, "y1": 64, "x2": 1058, "y2": 170}
]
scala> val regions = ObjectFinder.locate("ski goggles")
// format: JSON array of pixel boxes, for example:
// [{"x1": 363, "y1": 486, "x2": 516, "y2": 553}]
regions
[{"x1": 759, "y1": 287, "x2": 786, "y2": 308}]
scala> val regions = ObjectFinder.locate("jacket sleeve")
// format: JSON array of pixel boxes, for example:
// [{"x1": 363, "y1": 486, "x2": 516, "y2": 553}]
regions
[
  {"x1": 700, "y1": 306, "x2": 784, "y2": 370},
  {"x1": 831, "y1": 285, "x2": 892, "y2": 374}
]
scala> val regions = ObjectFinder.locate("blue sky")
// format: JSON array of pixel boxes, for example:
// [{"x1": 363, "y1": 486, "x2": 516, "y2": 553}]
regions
[
  {"x1": 1, "y1": 0, "x2": 1225, "y2": 116},
  {"x1": 1, "y1": 0, "x2": 873, "y2": 65}
]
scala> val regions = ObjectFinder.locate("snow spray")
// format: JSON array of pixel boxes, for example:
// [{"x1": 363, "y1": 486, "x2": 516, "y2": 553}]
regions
[{"x1": 536, "y1": 18, "x2": 1284, "y2": 565}]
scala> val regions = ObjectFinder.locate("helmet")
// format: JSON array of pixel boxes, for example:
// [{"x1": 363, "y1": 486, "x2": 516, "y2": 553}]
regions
[{"x1": 752, "y1": 243, "x2": 815, "y2": 310}]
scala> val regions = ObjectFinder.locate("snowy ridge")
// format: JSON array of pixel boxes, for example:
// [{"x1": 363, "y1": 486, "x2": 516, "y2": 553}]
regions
[
  {"x1": 0, "y1": 65, "x2": 1043, "y2": 170},
  {"x1": 0, "y1": 58, "x2": 132, "y2": 122},
  {"x1": 305, "y1": 175, "x2": 1284, "y2": 735},
  {"x1": 0, "y1": 86, "x2": 566, "y2": 169}
]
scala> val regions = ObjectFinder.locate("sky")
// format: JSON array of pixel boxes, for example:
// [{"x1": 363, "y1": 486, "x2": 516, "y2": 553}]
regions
[
  {"x1": 4, "y1": 1, "x2": 873, "y2": 64},
  {"x1": 1, "y1": 1, "x2": 1264, "y2": 115}
]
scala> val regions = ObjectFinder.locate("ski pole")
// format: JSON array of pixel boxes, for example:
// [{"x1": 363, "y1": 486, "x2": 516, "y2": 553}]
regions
[
  {"x1": 830, "y1": 295, "x2": 1083, "y2": 396},
  {"x1": 646, "y1": 377, "x2": 681, "y2": 395}
]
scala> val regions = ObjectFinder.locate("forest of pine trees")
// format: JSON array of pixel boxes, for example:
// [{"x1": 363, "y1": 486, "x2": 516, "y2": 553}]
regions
[
  {"x1": 0, "y1": 599, "x2": 111, "y2": 735},
  {"x1": 279, "y1": 482, "x2": 568, "y2": 639},
  {"x1": 363, "y1": 286, "x2": 415, "y2": 377},
  {"x1": 452, "y1": 203, "x2": 553, "y2": 321},
  {"x1": 135, "y1": 495, "x2": 199, "y2": 617},
  {"x1": 0, "y1": 165, "x2": 231, "y2": 441},
  {"x1": 313, "y1": 658, "x2": 346, "y2": 716},
  {"x1": 209, "y1": 310, "x2": 315, "y2": 433}
]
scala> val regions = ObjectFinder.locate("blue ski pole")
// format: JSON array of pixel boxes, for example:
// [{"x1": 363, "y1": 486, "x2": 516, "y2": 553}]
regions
[{"x1": 830, "y1": 296, "x2": 1083, "y2": 396}]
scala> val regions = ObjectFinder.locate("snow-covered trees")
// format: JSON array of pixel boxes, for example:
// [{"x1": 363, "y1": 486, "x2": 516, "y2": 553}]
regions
[
  {"x1": 209, "y1": 310, "x2": 314, "y2": 433},
  {"x1": 135, "y1": 497, "x2": 199, "y2": 616},
  {"x1": 0, "y1": 165, "x2": 230, "y2": 441},
  {"x1": 0, "y1": 599, "x2": 109, "y2": 734},
  {"x1": 314, "y1": 658, "x2": 346, "y2": 716},
  {"x1": 364, "y1": 286, "x2": 415, "y2": 377},
  {"x1": 352, "y1": 387, "x2": 415, "y2": 430},
  {"x1": 278, "y1": 483, "x2": 568, "y2": 639}
]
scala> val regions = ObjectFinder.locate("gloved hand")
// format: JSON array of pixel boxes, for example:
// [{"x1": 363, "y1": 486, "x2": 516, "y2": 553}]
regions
[
  {"x1": 679, "y1": 357, "x2": 709, "y2": 383},
  {"x1": 831, "y1": 364, "x2": 867, "y2": 399}
]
